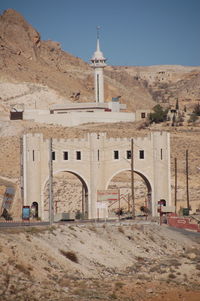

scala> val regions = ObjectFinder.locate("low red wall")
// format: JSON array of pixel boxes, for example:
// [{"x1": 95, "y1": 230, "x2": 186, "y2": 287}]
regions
[{"x1": 167, "y1": 216, "x2": 200, "y2": 232}]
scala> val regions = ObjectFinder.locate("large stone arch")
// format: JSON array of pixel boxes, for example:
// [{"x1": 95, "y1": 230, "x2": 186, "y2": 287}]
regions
[
  {"x1": 23, "y1": 131, "x2": 171, "y2": 220},
  {"x1": 41, "y1": 168, "x2": 90, "y2": 221},
  {"x1": 105, "y1": 167, "x2": 153, "y2": 213}
]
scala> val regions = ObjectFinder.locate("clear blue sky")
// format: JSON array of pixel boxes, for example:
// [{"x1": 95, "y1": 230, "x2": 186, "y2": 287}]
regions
[{"x1": 1, "y1": 0, "x2": 200, "y2": 66}]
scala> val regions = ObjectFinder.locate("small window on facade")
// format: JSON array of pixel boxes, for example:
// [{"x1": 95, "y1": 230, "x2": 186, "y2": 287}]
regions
[
  {"x1": 32, "y1": 150, "x2": 35, "y2": 162},
  {"x1": 139, "y1": 150, "x2": 144, "y2": 159},
  {"x1": 141, "y1": 112, "x2": 146, "y2": 119},
  {"x1": 76, "y1": 151, "x2": 81, "y2": 160},
  {"x1": 63, "y1": 151, "x2": 68, "y2": 160},
  {"x1": 52, "y1": 151, "x2": 55, "y2": 161},
  {"x1": 127, "y1": 150, "x2": 131, "y2": 159},
  {"x1": 161, "y1": 148, "x2": 163, "y2": 160},
  {"x1": 114, "y1": 150, "x2": 119, "y2": 160},
  {"x1": 97, "y1": 149, "x2": 100, "y2": 161}
]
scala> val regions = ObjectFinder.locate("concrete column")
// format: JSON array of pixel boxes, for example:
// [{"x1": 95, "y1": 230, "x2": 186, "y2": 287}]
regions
[{"x1": 94, "y1": 67, "x2": 104, "y2": 103}]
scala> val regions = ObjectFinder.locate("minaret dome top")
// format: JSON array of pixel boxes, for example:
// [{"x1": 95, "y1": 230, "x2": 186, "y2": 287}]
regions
[{"x1": 90, "y1": 27, "x2": 107, "y2": 67}]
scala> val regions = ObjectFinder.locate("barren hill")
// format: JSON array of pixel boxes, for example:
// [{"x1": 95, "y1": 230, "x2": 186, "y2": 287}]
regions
[
  {"x1": 1, "y1": 9, "x2": 200, "y2": 113},
  {"x1": 0, "y1": 223, "x2": 200, "y2": 301}
]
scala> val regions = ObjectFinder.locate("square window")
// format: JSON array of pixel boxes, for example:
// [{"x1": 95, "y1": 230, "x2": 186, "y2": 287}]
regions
[
  {"x1": 52, "y1": 151, "x2": 55, "y2": 161},
  {"x1": 76, "y1": 151, "x2": 81, "y2": 160},
  {"x1": 126, "y1": 150, "x2": 131, "y2": 159},
  {"x1": 114, "y1": 150, "x2": 119, "y2": 160},
  {"x1": 139, "y1": 150, "x2": 144, "y2": 159},
  {"x1": 63, "y1": 151, "x2": 68, "y2": 160},
  {"x1": 141, "y1": 112, "x2": 146, "y2": 118}
]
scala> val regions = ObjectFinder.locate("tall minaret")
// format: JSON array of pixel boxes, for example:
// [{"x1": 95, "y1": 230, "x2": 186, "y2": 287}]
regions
[{"x1": 90, "y1": 27, "x2": 107, "y2": 104}]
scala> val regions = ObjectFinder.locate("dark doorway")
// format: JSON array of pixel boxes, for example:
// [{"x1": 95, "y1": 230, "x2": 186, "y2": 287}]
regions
[{"x1": 31, "y1": 202, "x2": 39, "y2": 218}]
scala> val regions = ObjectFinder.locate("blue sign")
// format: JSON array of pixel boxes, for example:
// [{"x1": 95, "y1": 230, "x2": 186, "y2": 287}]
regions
[{"x1": 22, "y1": 206, "x2": 30, "y2": 220}]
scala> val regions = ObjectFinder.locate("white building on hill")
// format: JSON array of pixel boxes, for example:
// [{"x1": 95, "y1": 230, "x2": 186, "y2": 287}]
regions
[{"x1": 11, "y1": 33, "x2": 150, "y2": 126}]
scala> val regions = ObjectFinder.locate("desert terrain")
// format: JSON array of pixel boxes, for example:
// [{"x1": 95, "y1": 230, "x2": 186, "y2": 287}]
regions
[
  {"x1": 0, "y1": 222, "x2": 200, "y2": 301},
  {"x1": 0, "y1": 8, "x2": 200, "y2": 301}
]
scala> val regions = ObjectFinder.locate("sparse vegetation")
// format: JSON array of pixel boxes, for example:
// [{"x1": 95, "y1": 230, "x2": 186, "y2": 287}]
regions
[
  {"x1": 148, "y1": 104, "x2": 168, "y2": 124},
  {"x1": 15, "y1": 263, "x2": 32, "y2": 276},
  {"x1": 193, "y1": 102, "x2": 200, "y2": 116},
  {"x1": 188, "y1": 113, "x2": 198, "y2": 123},
  {"x1": 59, "y1": 250, "x2": 79, "y2": 263},
  {"x1": 88, "y1": 224, "x2": 97, "y2": 232},
  {"x1": 168, "y1": 273, "x2": 176, "y2": 279},
  {"x1": 118, "y1": 226, "x2": 125, "y2": 234},
  {"x1": 115, "y1": 281, "x2": 124, "y2": 290}
]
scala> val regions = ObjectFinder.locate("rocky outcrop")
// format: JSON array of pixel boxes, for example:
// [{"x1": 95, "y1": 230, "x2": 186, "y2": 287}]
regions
[{"x1": 0, "y1": 9, "x2": 40, "y2": 60}]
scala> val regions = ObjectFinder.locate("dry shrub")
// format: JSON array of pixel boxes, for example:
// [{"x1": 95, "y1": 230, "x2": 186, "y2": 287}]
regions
[
  {"x1": 114, "y1": 281, "x2": 124, "y2": 290},
  {"x1": 88, "y1": 224, "x2": 97, "y2": 232},
  {"x1": 118, "y1": 226, "x2": 124, "y2": 234},
  {"x1": 60, "y1": 249, "x2": 78, "y2": 263},
  {"x1": 168, "y1": 273, "x2": 176, "y2": 279},
  {"x1": 15, "y1": 263, "x2": 32, "y2": 276}
]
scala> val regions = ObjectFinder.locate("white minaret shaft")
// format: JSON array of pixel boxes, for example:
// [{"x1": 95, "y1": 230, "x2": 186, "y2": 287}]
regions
[{"x1": 90, "y1": 29, "x2": 107, "y2": 103}]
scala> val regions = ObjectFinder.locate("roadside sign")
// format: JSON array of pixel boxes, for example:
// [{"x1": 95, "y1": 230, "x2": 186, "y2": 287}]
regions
[
  {"x1": 97, "y1": 202, "x2": 107, "y2": 209},
  {"x1": 22, "y1": 206, "x2": 30, "y2": 220},
  {"x1": 97, "y1": 190, "x2": 119, "y2": 202}
]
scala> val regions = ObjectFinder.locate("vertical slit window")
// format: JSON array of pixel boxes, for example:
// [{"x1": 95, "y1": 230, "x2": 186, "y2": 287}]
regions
[
  {"x1": 139, "y1": 150, "x2": 144, "y2": 159},
  {"x1": 63, "y1": 151, "x2": 68, "y2": 160},
  {"x1": 161, "y1": 148, "x2": 163, "y2": 160},
  {"x1": 76, "y1": 151, "x2": 81, "y2": 160},
  {"x1": 114, "y1": 150, "x2": 119, "y2": 160},
  {"x1": 97, "y1": 149, "x2": 100, "y2": 161},
  {"x1": 127, "y1": 150, "x2": 131, "y2": 159},
  {"x1": 32, "y1": 150, "x2": 35, "y2": 161},
  {"x1": 97, "y1": 74, "x2": 99, "y2": 103},
  {"x1": 52, "y1": 151, "x2": 55, "y2": 161}
]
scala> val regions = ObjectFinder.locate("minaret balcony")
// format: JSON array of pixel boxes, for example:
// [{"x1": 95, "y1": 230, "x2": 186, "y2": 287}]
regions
[{"x1": 90, "y1": 60, "x2": 107, "y2": 67}]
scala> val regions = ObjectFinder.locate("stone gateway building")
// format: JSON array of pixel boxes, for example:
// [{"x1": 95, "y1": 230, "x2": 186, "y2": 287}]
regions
[{"x1": 22, "y1": 131, "x2": 171, "y2": 221}]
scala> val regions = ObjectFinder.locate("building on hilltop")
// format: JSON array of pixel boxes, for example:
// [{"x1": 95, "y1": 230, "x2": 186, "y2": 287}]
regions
[{"x1": 10, "y1": 31, "x2": 150, "y2": 126}]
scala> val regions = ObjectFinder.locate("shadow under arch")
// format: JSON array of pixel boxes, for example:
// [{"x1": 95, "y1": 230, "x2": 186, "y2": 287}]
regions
[
  {"x1": 106, "y1": 168, "x2": 152, "y2": 213},
  {"x1": 42, "y1": 169, "x2": 89, "y2": 219}
]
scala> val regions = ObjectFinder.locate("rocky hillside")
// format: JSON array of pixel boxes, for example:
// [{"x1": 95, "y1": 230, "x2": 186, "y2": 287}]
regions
[
  {"x1": 1, "y1": 9, "x2": 200, "y2": 114},
  {"x1": 112, "y1": 65, "x2": 200, "y2": 110},
  {"x1": 0, "y1": 222, "x2": 200, "y2": 301},
  {"x1": 0, "y1": 9, "x2": 155, "y2": 111}
]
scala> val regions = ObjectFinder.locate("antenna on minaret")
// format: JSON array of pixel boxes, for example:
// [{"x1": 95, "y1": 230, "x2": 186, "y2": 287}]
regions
[{"x1": 96, "y1": 26, "x2": 100, "y2": 40}]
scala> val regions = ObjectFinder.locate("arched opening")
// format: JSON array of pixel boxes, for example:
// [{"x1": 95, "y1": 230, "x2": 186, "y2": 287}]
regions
[
  {"x1": 43, "y1": 171, "x2": 88, "y2": 220},
  {"x1": 31, "y1": 202, "x2": 38, "y2": 218},
  {"x1": 107, "y1": 169, "x2": 152, "y2": 218}
]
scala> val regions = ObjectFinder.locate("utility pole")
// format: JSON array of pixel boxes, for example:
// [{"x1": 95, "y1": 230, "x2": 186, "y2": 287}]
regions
[
  {"x1": 82, "y1": 185, "x2": 85, "y2": 218},
  {"x1": 49, "y1": 138, "x2": 53, "y2": 225},
  {"x1": 20, "y1": 137, "x2": 24, "y2": 206},
  {"x1": 174, "y1": 158, "x2": 177, "y2": 214},
  {"x1": 186, "y1": 149, "x2": 190, "y2": 210},
  {"x1": 131, "y1": 138, "x2": 135, "y2": 219}
]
